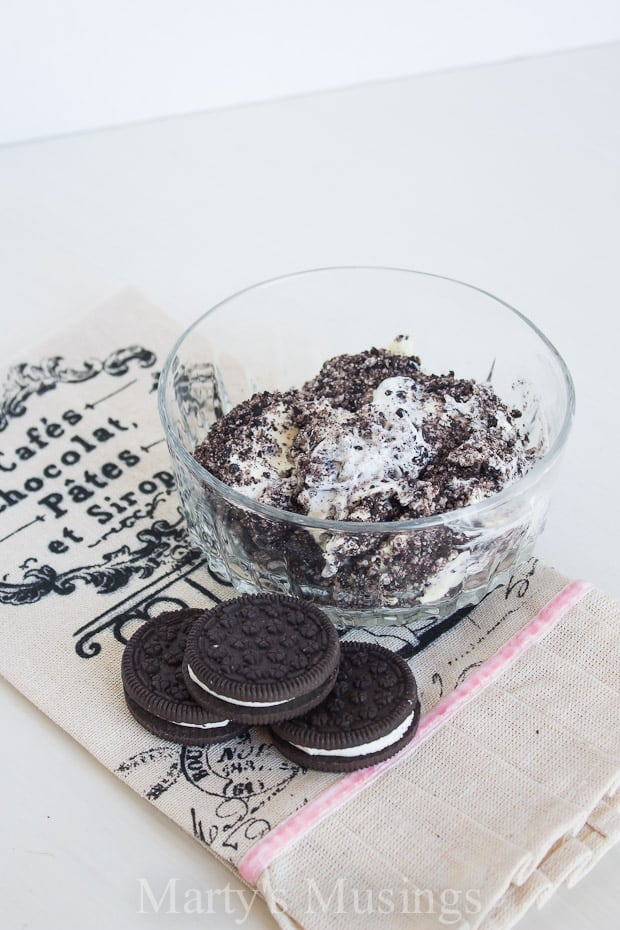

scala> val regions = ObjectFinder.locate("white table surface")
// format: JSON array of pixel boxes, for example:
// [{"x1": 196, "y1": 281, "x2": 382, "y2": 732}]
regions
[{"x1": 1, "y1": 42, "x2": 619, "y2": 930}]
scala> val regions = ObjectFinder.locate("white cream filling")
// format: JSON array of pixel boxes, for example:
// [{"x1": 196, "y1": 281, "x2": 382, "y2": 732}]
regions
[
  {"x1": 172, "y1": 717, "x2": 231, "y2": 729},
  {"x1": 150, "y1": 706, "x2": 230, "y2": 729},
  {"x1": 289, "y1": 707, "x2": 415, "y2": 757},
  {"x1": 187, "y1": 664, "x2": 293, "y2": 708}
]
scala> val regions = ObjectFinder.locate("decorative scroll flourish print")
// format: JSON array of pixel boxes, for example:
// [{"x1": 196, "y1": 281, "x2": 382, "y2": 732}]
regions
[
  {"x1": 71, "y1": 556, "x2": 232, "y2": 660},
  {"x1": 0, "y1": 516, "x2": 200, "y2": 607},
  {"x1": 174, "y1": 362, "x2": 224, "y2": 423},
  {"x1": 0, "y1": 346, "x2": 156, "y2": 431}
]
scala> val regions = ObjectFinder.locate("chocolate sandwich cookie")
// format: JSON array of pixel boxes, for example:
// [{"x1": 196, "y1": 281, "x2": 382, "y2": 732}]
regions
[
  {"x1": 122, "y1": 609, "x2": 245, "y2": 745},
  {"x1": 183, "y1": 594, "x2": 340, "y2": 724},
  {"x1": 269, "y1": 642, "x2": 420, "y2": 772}
]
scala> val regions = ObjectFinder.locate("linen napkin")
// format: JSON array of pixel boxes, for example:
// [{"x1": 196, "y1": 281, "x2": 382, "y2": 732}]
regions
[{"x1": 1, "y1": 291, "x2": 619, "y2": 930}]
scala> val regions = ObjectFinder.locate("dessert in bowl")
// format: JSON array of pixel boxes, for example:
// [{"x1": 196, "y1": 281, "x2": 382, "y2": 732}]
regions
[{"x1": 158, "y1": 267, "x2": 574, "y2": 628}]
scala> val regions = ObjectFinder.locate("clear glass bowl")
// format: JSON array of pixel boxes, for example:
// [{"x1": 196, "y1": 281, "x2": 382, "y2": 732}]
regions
[{"x1": 158, "y1": 267, "x2": 574, "y2": 628}]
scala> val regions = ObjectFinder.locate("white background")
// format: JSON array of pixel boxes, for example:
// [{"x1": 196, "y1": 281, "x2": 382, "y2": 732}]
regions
[{"x1": 1, "y1": 0, "x2": 620, "y2": 145}]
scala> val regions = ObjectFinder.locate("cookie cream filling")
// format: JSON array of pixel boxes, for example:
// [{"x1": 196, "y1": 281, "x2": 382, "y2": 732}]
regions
[
  {"x1": 288, "y1": 707, "x2": 416, "y2": 757},
  {"x1": 187, "y1": 664, "x2": 292, "y2": 707},
  {"x1": 171, "y1": 717, "x2": 231, "y2": 729}
]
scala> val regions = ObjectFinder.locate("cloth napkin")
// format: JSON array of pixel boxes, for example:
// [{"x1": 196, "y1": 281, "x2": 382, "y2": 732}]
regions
[{"x1": 1, "y1": 291, "x2": 619, "y2": 930}]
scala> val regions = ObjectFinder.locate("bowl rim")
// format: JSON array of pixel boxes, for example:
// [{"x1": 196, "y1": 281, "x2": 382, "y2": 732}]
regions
[{"x1": 158, "y1": 265, "x2": 575, "y2": 535}]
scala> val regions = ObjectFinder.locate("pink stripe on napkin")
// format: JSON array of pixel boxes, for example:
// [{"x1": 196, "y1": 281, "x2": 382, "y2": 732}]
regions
[{"x1": 239, "y1": 579, "x2": 591, "y2": 885}]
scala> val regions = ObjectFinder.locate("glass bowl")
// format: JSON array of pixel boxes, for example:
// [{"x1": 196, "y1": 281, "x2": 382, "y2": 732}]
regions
[{"x1": 158, "y1": 267, "x2": 574, "y2": 628}]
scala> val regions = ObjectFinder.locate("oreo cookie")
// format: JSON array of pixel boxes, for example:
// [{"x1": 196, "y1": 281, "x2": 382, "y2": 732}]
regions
[
  {"x1": 122, "y1": 609, "x2": 245, "y2": 745},
  {"x1": 269, "y1": 642, "x2": 420, "y2": 772},
  {"x1": 183, "y1": 594, "x2": 340, "y2": 724}
]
